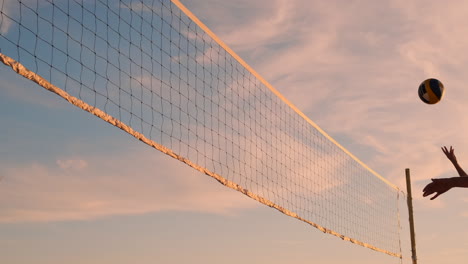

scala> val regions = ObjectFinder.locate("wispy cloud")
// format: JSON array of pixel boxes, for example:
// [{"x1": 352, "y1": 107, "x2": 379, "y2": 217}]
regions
[
  {"x1": 119, "y1": 0, "x2": 154, "y2": 14},
  {"x1": 0, "y1": 0, "x2": 50, "y2": 35},
  {"x1": 181, "y1": 0, "x2": 468, "y2": 194},
  {"x1": 0, "y1": 0, "x2": 15, "y2": 35},
  {"x1": 56, "y1": 159, "x2": 88, "y2": 170},
  {"x1": 0, "y1": 149, "x2": 259, "y2": 223}
]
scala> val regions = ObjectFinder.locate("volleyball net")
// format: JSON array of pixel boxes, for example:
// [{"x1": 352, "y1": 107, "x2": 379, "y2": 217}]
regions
[{"x1": 0, "y1": 0, "x2": 403, "y2": 257}]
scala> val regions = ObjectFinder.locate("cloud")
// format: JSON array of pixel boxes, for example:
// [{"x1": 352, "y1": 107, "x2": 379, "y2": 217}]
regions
[
  {"x1": 0, "y1": 149, "x2": 259, "y2": 223},
  {"x1": 56, "y1": 159, "x2": 88, "y2": 170},
  {"x1": 460, "y1": 211, "x2": 468, "y2": 218},
  {"x1": 119, "y1": 1, "x2": 151, "y2": 13},
  {"x1": 182, "y1": 0, "x2": 298, "y2": 50},
  {"x1": 0, "y1": 0, "x2": 15, "y2": 35},
  {"x1": 0, "y1": 0, "x2": 50, "y2": 35},
  {"x1": 195, "y1": 46, "x2": 222, "y2": 65},
  {"x1": 215, "y1": 0, "x2": 298, "y2": 52}
]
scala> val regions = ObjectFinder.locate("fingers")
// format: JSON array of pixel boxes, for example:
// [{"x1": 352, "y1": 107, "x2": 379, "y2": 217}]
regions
[
  {"x1": 423, "y1": 189, "x2": 434, "y2": 197},
  {"x1": 423, "y1": 184, "x2": 431, "y2": 193},
  {"x1": 423, "y1": 181, "x2": 436, "y2": 196},
  {"x1": 423, "y1": 178, "x2": 450, "y2": 200},
  {"x1": 442, "y1": 146, "x2": 449, "y2": 155},
  {"x1": 423, "y1": 190, "x2": 438, "y2": 198},
  {"x1": 423, "y1": 179, "x2": 436, "y2": 192},
  {"x1": 441, "y1": 146, "x2": 454, "y2": 152},
  {"x1": 431, "y1": 192, "x2": 441, "y2": 200},
  {"x1": 422, "y1": 188, "x2": 441, "y2": 200},
  {"x1": 441, "y1": 146, "x2": 457, "y2": 162},
  {"x1": 430, "y1": 188, "x2": 449, "y2": 200},
  {"x1": 423, "y1": 179, "x2": 442, "y2": 198}
]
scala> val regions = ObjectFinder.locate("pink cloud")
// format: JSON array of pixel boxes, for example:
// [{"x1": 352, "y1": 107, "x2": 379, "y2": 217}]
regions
[
  {"x1": 0, "y1": 149, "x2": 259, "y2": 223},
  {"x1": 56, "y1": 159, "x2": 88, "y2": 170}
]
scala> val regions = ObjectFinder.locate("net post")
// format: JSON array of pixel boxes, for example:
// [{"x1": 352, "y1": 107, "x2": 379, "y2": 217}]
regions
[{"x1": 405, "y1": 168, "x2": 418, "y2": 264}]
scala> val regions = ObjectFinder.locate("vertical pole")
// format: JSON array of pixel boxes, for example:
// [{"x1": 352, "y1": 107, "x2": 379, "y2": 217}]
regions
[{"x1": 405, "y1": 168, "x2": 418, "y2": 264}]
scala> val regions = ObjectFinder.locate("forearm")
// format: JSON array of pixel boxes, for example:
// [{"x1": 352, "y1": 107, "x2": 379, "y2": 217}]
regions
[
  {"x1": 452, "y1": 161, "x2": 468, "y2": 177},
  {"x1": 450, "y1": 176, "x2": 468, "y2": 188}
]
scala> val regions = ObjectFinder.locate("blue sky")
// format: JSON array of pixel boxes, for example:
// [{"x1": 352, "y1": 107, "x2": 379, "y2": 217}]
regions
[{"x1": 3, "y1": 0, "x2": 468, "y2": 263}]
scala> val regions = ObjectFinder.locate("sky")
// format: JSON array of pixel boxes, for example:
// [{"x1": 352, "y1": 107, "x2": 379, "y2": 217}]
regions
[{"x1": 2, "y1": 0, "x2": 468, "y2": 263}]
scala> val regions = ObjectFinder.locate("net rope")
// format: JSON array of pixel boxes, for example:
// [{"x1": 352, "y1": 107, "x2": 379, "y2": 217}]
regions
[{"x1": 0, "y1": 0, "x2": 402, "y2": 257}]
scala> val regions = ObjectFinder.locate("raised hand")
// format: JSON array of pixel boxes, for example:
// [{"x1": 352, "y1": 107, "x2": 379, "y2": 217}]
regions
[
  {"x1": 441, "y1": 146, "x2": 468, "y2": 177},
  {"x1": 442, "y1": 146, "x2": 457, "y2": 164}
]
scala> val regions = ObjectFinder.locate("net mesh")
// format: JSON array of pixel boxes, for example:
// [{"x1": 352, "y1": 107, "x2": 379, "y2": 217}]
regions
[{"x1": 0, "y1": 0, "x2": 402, "y2": 257}]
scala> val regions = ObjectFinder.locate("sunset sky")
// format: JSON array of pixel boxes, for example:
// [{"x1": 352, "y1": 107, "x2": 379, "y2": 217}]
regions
[{"x1": 2, "y1": 0, "x2": 468, "y2": 263}]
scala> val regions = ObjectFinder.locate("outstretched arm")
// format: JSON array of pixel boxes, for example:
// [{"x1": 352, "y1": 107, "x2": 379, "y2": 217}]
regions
[
  {"x1": 423, "y1": 177, "x2": 468, "y2": 200},
  {"x1": 442, "y1": 146, "x2": 468, "y2": 177}
]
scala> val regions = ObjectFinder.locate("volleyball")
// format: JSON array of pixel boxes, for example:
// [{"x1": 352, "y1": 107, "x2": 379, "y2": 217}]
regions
[{"x1": 418, "y1": 78, "x2": 445, "y2": 104}]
